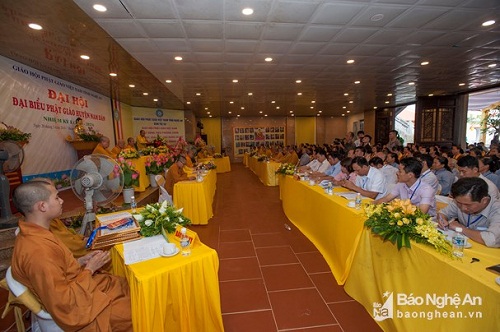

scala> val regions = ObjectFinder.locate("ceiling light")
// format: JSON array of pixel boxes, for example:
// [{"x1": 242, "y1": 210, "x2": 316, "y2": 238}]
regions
[
  {"x1": 290, "y1": 111, "x2": 293, "y2": 113},
  {"x1": 153, "y1": 98, "x2": 158, "y2": 102},
  {"x1": 276, "y1": 106, "x2": 280, "y2": 109},
  {"x1": 248, "y1": 92, "x2": 253, "y2": 96},
  {"x1": 196, "y1": 92, "x2": 201, "y2": 96},
  {"x1": 80, "y1": 55, "x2": 90, "y2": 60},
  {"x1": 209, "y1": 115, "x2": 212, "y2": 118},
  {"x1": 28, "y1": 23, "x2": 43, "y2": 30},
  {"x1": 271, "y1": 101, "x2": 275, "y2": 103},
  {"x1": 265, "y1": 114, "x2": 268, "y2": 117},
  {"x1": 346, "y1": 111, "x2": 350, "y2": 113},
  {"x1": 311, "y1": 100, "x2": 316, "y2": 103},
  {"x1": 347, "y1": 59, "x2": 355, "y2": 64},
  {"x1": 230, "y1": 101, "x2": 234, "y2": 104},
  {"x1": 297, "y1": 93, "x2": 302, "y2": 96},
  {"x1": 128, "y1": 84, "x2": 135, "y2": 88},
  {"x1": 349, "y1": 101, "x2": 353, "y2": 104},
  {"x1": 482, "y1": 20, "x2": 495, "y2": 27},
  {"x1": 93, "y1": 4, "x2": 107, "y2": 12},
  {"x1": 207, "y1": 112, "x2": 210, "y2": 114},
  {"x1": 232, "y1": 79, "x2": 238, "y2": 83},
  {"x1": 354, "y1": 81, "x2": 360, "y2": 84},
  {"x1": 186, "y1": 101, "x2": 191, "y2": 104},
  {"x1": 344, "y1": 93, "x2": 349, "y2": 96},
  {"x1": 488, "y1": 64, "x2": 497, "y2": 68},
  {"x1": 174, "y1": 56, "x2": 183, "y2": 61},
  {"x1": 228, "y1": 111, "x2": 232, "y2": 114},
  {"x1": 317, "y1": 114, "x2": 320, "y2": 116},
  {"x1": 237, "y1": 114, "x2": 240, "y2": 117},
  {"x1": 387, "y1": 93, "x2": 392, "y2": 96},
  {"x1": 342, "y1": 114, "x2": 345, "y2": 116},
  {"x1": 205, "y1": 107, "x2": 208, "y2": 110},
  {"x1": 421, "y1": 61, "x2": 429, "y2": 66},
  {"x1": 319, "y1": 111, "x2": 322, "y2": 113},
  {"x1": 409, "y1": 82, "x2": 415, "y2": 85},
  {"x1": 371, "y1": 14, "x2": 384, "y2": 22},
  {"x1": 310, "y1": 106, "x2": 314, "y2": 109},
  {"x1": 259, "y1": 111, "x2": 263, "y2": 114},
  {"x1": 385, "y1": 101, "x2": 390, "y2": 104},
  {"x1": 428, "y1": 94, "x2": 434, "y2": 97},
  {"x1": 109, "y1": 73, "x2": 117, "y2": 77},
  {"x1": 296, "y1": 80, "x2": 302, "y2": 83},
  {"x1": 265, "y1": 57, "x2": 273, "y2": 62},
  {"x1": 373, "y1": 107, "x2": 377, "y2": 109},
  {"x1": 242, "y1": 8, "x2": 254, "y2": 15},
  {"x1": 459, "y1": 83, "x2": 465, "y2": 86},
  {"x1": 165, "y1": 80, "x2": 172, "y2": 83},
  {"x1": 291, "y1": 114, "x2": 295, "y2": 117},
  {"x1": 342, "y1": 106, "x2": 346, "y2": 109},
  {"x1": 241, "y1": 107, "x2": 245, "y2": 109}
]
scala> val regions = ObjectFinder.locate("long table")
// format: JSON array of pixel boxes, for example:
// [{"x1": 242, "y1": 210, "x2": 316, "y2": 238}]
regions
[
  {"x1": 173, "y1": 170, "x2": 217, "y2": 225},
  {"x1": 279, "y1": 175, "x2": 367, "y2": 284},
  {"x1": 344, "y1": 228, "x2": 500, "y2": 332},
  {"x1": 248, "y1": 157, "x2": 281, "y2": 186},
  {"x1": 110, "y1": 237, "x2": 224, "y2": 332}
]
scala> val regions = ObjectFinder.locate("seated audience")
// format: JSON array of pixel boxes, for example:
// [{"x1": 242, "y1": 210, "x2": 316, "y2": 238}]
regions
[
  {"x1": 432, "y1": 156, "x2": 456, "y2": 196},
  {"x1": 311, "y1": 152, "x2": 341, "y2": 181},
  {"x1": 11, "y1": 179, "x2": 132, "y2": 331},
  {"x1": 478, "y1": 156, "x2": 500, "y2": 189},
  {"x1": 438, "y1": 177, "x2": 500, "y2": 247},
  {"x1": 374, "y1": 157, "x2": 436, "y2": 216},
  {"x1": 333, "y1": 157, "x2": 357, "y2": 185},
  {"x1": 416, "y1": 154, "x2": 439, "y2": 194},
  {"x1": 369, "y1": 156, "x2": 398, "y2": 192},
  {"x1": 457, "y1": 155, "x2": 499, "y2": 199},
  {"x1": 340, "y1": 156, "x2": 387, "y2": 199},
  {"x1": 165, "y1": 155, "x2": 195, "y2": 196}
]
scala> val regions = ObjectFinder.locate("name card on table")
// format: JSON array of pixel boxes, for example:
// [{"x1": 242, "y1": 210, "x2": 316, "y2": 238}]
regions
[{"x1": 162, "y1": 225, "x2": 200, "y2": 248}]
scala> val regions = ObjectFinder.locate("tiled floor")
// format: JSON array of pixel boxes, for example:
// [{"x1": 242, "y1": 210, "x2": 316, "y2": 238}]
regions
[
  {"x1": 192, "y1": 163, "x2": 382, "y2": 332},
  {"x1": 0, "y1": 163, "x2": 382, "y2": 332}
]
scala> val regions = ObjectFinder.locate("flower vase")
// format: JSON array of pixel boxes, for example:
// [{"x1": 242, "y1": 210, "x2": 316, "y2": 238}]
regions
[
  {"x1": 122, "y1": 187, "x2": 135, "y2": 204},
  {"x1": 149, "y1": 174, "x2": 158, "y2": 188}
]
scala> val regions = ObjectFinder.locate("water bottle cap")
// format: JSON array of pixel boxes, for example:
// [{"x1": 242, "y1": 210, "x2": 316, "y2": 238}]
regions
[{"x1": 455, "y1": 227, "x2": 463, "y2": 233}]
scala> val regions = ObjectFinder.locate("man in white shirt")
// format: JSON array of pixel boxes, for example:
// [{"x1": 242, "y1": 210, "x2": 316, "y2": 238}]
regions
[
  {"x1": 341, "y1": 156, "x2": 387, "y2": 199},
  {"x1": 457, "y1": 155, "x2": 500, "y2": 199},
  {"x1": 416, "y1": 154, "x2": 439, "y2": 194},
  {"x1": 369, "y1": 156, "x2": 398, "y2": 192},
  {"x1": 308, "y1": 149, "x2": 330, "y2": 174}
]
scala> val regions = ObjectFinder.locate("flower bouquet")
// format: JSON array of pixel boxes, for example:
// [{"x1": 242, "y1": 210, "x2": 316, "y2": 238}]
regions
[
  {"x1": 118, "y1": 148, "x2": 140, "y2": 159},
  {"x1": 364, "y1": 199, "x2": 453, "y2": 257},
  {"x1": 0, "y1": 122, "x2": 31, "y2": 142},
  {"x1": 197, "y1": 161, "x2": 216, "y2": 170},
  {"x1": 276, "y1": 163, "x2": 297, "y2": 175},
  {"x1": 152, "y1": 135, "x2": 167, "y2": 148},
  {"x1": 115, "y1": 157, "x2": 140, "y2": 188},
  {"x1": 213, "y1": 153, "x2": 223, "y2": 158},
  {"x1": 146, "y1": 153, "x2": 174, "y2": 175},
  {"x1": 257, "y1": 155, "x2": 269, "y2": 162},
  {"x1": 134, "y1": 201, "x2": 191, "y2": 237}
]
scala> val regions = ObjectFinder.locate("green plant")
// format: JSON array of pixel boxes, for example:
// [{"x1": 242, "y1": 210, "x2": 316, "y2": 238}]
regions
[
  {"x1": 134, "y1": 201, "x2": 191, "y2": 237},
  {"x1": 0, "y1": 122, "x2": 31, "y2": 142},
  {"x1": 480, "y1": 105, "x2": 500, "y2": 136},
  {"x1": 114, "y1": 157, "x2": 140, "y2": 188}
]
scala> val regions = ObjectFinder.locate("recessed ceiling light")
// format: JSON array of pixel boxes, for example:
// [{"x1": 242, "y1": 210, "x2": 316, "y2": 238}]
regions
[
  {"x1": 205, "y1": 107, "x2": 208, "y2": 110},
  {"x1": 373, "y1": 107, "x2": 377, "y2": 109},
  {"x1": 237, "y1": 114, "x2": 240, "y2": 117},
  {"x1": 228, "y1": 111, "x2": 232, "y2": 114},
  {"x1": 342, "y1": 106, "x2": 346, "y2": 109},
  {"x1": 174, "y1": 56, "x2": 183, "y2": 61},
  {"x1": 265, "y1": 114, "x2": 268, "y2": 117},
  {"x1": 428, "y1": 94, "x2": 434, "y2": 97},
  {"x1": 129, "y1": 84, "x2": 135, "y2": 88},
  {"x1": 354, "y1": 81, "x2": 360, "y2": 84},
  {"x1": 196, "y1": 92, "x2": 201, "y2": 96},
  {"x1": 265, "y1": 57, "x2": 273, "y2": 62},
  {"x1": 153, "y1": 98, "x2": 158, "y2": 102},
  {"x1": 385, "y1": 101, "x2": 390, "y2": 104},
  {"x1": 296, "y1": 80, "x2": 302, "y2": 83},
  {"x1": 276, "y1": 106, "x2": 280, "y2": 109},
  {"x1": 209, "y1": 115, "x2": 212, "y2": 118},
  {"x1": 28, "y1": 23, "x2": 43, "y2": 30},
  {"x1": 459, "y1": 83, "x2": 466, "y2": 86},
  {"x1": 342, "y1": 114, "x2": 345, "y2": 116},
  {"x1": 319, "y1": 111, "x2": 322, "y2": 113},
  {"x1": 317, "y1": 114, "x2": 320, "y2": 116},
  {"x1": 207, "y1": 112, "x2": 210, "y2": 114},
  {"x1": 311, "y1": 100, "x2": 316, "y2": 103},
  {"x1": 232, "y1": 79, "x2": 238, "y2": 83},
  {"x1": 80, "y1": 55, "x2": 90, "y2": 60},
  {"x1": 259, "y1": 111, "x2": 263, "y2": 114},
  {"x1": 421, "y1": 61, "x2": 429, "y2": 66},
  {"x1": 186, "y1": 101, "x2": 191, "y2": 104},
  {"x1": 242, "y1": 8, "x2": 254, "y2": 15},
  {"x1": 482, "y1": 20, "x2": 495, "y2": 27},
  {"x1": 371, "y1": 14, "x2": 384, "y2": 22},
  {"x1": 290, "y1": 111, "x2": 293, "y2": 113},
  {"x1": 408, "y1": 82, "x2": 415, "y2": 85},
  {"x1": 93, "y1": 4, "x2": 107, "y2": 12},
  {"x1": 346, "y1": 111, "x2": 350, "y2": 113},
  {"x1": 347, "y1": 59, "x2": 355, "y2": 64},
  {"x1": 344, "y1": 93, "x2": 349, "y2": 96},
  {"x1": 165, "y1": 80, "x2": 172, "y2": 83},
  {"x1": 387, "y1": 93, "x2": 392, "y2": 96},
  {"x1": 241, "y1": 107, "x2": 245, "y2": 109},
  {"x1": 109, "y1": 73, "x2": 117, "y2": 77},
  {"x1": 291, "y1": 114, "x2": 295, "y2": 117},
  {"x1": 488, "y1": 64, "x2": 497, "y2": 68},
  {"x1": 349, "y1": 101, "x2": 353, "y2": 104},
  {"x1": 230, "y1": 101, "x2": 234, "y2": 104},
  {"x1": 310, "y1": 106, "x2": 314, "y2": 109},
  {"x1": 297, "y1": 93, "x2": 302, "y2": 96},
  {"x1": 143, "y1": 92, "x2": 149, "y2": 96},
  {"x1": 271, "y1": 101, "x2": 275, "y2": 103},
  {"x1": 248, "y1": 92, "x2": 253, "y2": 96}
]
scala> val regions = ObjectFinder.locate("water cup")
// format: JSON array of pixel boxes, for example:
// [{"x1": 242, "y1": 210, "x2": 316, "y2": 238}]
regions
[
  {"x1": 163, "y1": 243, "x2": 177, "y2": 255},
  {"x1": 309, "y1": 179, "x2": 315, "y2": 186},
  {"x1": 347, "y1": 200, "x2": 356, "y2": 208}
]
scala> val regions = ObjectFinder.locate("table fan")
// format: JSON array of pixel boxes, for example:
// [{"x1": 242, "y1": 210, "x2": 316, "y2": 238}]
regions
[
  {"x1": 70, "y1": 154, "x2": 124, "y2": 235},
  {"x1": 0, "y1": 141, "x2": 24, "y2": 228}
]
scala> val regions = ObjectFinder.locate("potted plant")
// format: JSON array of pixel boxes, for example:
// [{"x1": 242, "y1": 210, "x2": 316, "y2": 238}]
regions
[
  {"x1": 145, "y1": 153, "x2": 175, "y2": 187},
  {"x1": 0, "y1": 122, "x2": 31, "y2": 144},
  {"x1": 114, "y1": 157, "x2": 140, "y2": 203}
]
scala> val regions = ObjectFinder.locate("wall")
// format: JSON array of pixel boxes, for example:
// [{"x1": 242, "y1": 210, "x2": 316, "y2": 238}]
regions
[{"x1": 317, "y1": 116, "x2": 348, "y2": 144}]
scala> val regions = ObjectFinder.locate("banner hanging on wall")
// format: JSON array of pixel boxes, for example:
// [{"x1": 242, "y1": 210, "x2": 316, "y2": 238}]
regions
[
  {"x1": 233, "y1": 126, "x2": 285, "y2": 156},
  {"x1": 0, "y1": 55, "x2": 113, "y2": 179},
  {"x1": 132, "y1": 107, "x2": 185, "y2": 146}
]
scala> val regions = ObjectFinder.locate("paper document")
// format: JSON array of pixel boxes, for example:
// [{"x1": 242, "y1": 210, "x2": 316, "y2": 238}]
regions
[
  {"x1": 123, "y1": 235, "x2": 166, "y2": 265},
  {"x1": 334, "y1": 192, "x2": 366, "y2": 200}
]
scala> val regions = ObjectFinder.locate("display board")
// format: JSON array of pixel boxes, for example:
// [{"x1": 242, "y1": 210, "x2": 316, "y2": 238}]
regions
[{"x1": 233, "y1": 126, "x2": 285, "y2": 156}]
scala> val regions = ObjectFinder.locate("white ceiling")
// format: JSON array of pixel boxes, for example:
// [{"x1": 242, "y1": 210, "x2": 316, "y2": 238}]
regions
[{"x1": 3, "y1": 0, "x2": 500, "y2": 118}]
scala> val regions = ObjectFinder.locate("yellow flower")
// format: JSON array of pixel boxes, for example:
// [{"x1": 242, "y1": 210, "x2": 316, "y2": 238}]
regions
[
  {"x1": 397, "y1": 220, "x2": 403, "y2": 226},
  {"x1": 416, "y1": 218, "x2": 424, "y2": 225},
  {"x1": 393, "y1": 212, "x2": 401, "y2": 219},
  {"x1": 403, "y1": 218, "x2": 410, "y2": 225}
]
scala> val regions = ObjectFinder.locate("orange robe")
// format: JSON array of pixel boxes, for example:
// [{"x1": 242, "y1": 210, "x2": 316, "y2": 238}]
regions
[
  {"x1": 186, "y1": 155, "x2": 194, "y2": 168},
  {"x1": 165, "y1": 163, "x2": 189, "y2": 196},
  {"x1": 92, "y1": 144, "x2": 116, "y2": 158},
  {"x1": 289, "y1": 151, "x2": 299, "y2": 165},
  {"x1": 11, "y1": 222, "x2": 131, "y2": 332},
  {"x1": 110, "y1": 146, "x2": 121, "y2": 156},
  {"x1": 136, "y1": 135, "x2": 148, "y2": 150},
  {"x1": 49, "y1": 218, "x2": 88, "y2": 258}
]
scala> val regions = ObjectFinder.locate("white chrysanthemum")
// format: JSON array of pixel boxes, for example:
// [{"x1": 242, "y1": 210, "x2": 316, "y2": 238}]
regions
[
  {"x1": 133, "y1": 214, "x2": 144, "y2": 221},
  {"x1": 145, "y1": 219, "x2": 153, "y2": 226}
]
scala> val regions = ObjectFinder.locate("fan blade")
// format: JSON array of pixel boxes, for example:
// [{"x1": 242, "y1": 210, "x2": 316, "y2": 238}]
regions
[
  {"x1": 92, "y1": 189, "x2": 107, "y2": 203},
  {"x1": 105, "y1": 176, "x2": 122, "y2": 191},
  {"x1": 98, "y1": 158, "x2": 115, "y2": 176},
  {"x1": 74, "y1": 178, "x2": 85, "y2": 196},
  {"x1": 76, "y1": 158, "x2": 98, "y2": 174}
]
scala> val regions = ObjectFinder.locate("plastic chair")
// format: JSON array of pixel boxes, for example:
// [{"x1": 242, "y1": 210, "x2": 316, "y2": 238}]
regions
[
  {"x1": 155, "y1": 174, "x2": 173, "y2": 205},
  {"x1": 4, "y1": 267, "x2": 63, "y2": 332}
]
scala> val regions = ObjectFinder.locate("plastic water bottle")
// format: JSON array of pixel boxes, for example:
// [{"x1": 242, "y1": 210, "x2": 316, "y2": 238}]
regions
[
  {"x1": 452, "y1": 227, "x2": 465, "y2": 258},
  {"x1": 355, "y1": 193, "x2": 362, "y2": 209},
  {"x1": 327, "y1": 182, "x2": 333, "y2": 195},
  {"x1": 180, "y1": 227, "x2": 191, "y2": 256},
  {"x1": 130, "y1": 196, "x2": 137, "y2": 213}
]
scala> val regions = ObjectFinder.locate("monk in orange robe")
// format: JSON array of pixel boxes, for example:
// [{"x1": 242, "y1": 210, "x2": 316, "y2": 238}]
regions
[
  {"x1": 11, "y1": 179, "x2": 131, "y2": 331},
  {"x1": 165, "y1": 155, "x2": 195, "y2": 196},
  {"x1": 92, "y1": 136, "x2": 117, "y2": 158}
]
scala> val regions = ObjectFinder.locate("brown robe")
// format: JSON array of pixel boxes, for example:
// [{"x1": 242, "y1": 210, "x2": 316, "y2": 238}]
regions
[
  {"x1": 11, "y1": 222, "x2": 131, "y2": 331},
  {"x1": 165, "y1": 163, "x2": 189, "y2": 196}
]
